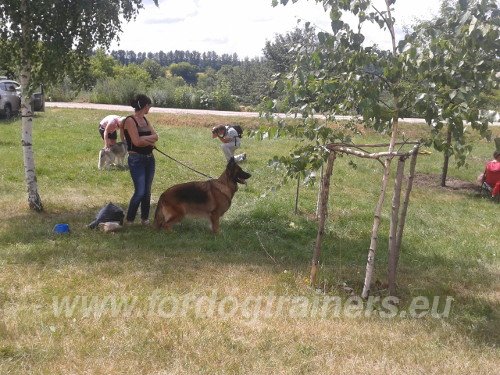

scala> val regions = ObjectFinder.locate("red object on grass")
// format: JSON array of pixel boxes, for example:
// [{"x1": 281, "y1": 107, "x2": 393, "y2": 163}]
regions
[{"x1": 484, "y1": 160, "x2": 500, "y2": 197}]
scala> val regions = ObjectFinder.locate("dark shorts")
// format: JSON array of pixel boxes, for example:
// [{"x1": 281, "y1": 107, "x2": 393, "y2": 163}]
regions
[{"x1": 98, "y1": 125, "x2": 118, "y2": 140}]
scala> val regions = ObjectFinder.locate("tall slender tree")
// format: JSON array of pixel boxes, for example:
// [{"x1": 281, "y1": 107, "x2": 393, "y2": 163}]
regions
[{"x1": 0, "y1": 0, "x2": 158, "y2": 211}]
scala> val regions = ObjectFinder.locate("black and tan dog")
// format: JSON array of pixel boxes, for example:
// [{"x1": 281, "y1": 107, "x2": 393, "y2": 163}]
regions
[{"x1": 154, "y1": 158, "x2": 251, "y2": 233}]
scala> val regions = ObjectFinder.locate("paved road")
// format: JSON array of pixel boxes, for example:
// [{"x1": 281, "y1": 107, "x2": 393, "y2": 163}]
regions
[{"x1": 45, "y1": 102, "x2": 500, "y2": 126}]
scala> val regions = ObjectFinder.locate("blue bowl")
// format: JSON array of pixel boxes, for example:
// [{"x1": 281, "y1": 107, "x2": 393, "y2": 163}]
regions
[{"x1": 53, "y1": 223, "x2": 70, "y2": 234}]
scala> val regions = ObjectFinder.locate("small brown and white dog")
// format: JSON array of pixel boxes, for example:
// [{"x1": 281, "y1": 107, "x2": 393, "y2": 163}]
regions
[
  {"x1": 98, "y1": 142, "x2": 128, "y2": 170},
  {"x1": 154, "y1": 158, "x2": 251, "y2": 233}
]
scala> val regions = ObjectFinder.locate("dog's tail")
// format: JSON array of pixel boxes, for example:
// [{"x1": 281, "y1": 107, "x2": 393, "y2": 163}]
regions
[{"x1": 153, "y1": 202, "x2": 164, "y2": 230}]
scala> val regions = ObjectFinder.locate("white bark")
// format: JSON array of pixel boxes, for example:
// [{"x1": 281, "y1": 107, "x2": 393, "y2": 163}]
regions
[{"x1": 20, "y1": 0, "x2": 43, "y2": 211}]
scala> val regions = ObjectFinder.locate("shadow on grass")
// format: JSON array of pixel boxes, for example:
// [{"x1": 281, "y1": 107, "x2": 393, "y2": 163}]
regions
[
  {"x1": 0, "y1": 203, "x2": 498, "y2": 348},
  {"x1": 0, "y1": 203, "x2": 320, "y2": 267}
]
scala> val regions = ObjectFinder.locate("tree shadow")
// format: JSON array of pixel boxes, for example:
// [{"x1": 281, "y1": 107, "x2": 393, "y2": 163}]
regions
[{"x1": 0, "y1": 203, "x2": 498, "y2": 348}]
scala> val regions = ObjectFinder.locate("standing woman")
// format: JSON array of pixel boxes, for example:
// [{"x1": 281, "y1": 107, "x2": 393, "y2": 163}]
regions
[{"x1": 123, "y1": 94, "x2": 158, "y2": 225}]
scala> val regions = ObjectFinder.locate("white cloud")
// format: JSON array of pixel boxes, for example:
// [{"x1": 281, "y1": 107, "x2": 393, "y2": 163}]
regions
[{"x1": 110, "y1": 0, "x2": 440, "y2": 58}]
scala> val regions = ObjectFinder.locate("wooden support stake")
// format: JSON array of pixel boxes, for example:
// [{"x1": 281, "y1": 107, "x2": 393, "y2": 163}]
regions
[
  {"x1": 388, "y1": 157, "x2": 405, "y2": 296},
  {"x1": 395, "y1": 147, "x2": 419, "y2": 263},
  {"x1": 316, "y1": 165, "x2": 324, "y2": 219},
  {"x1": 294, "y1": 176, "x2": 300, "y2": 214},
  {"x1": 361, "y1": 159, "x2": 391, "y2": 299},
  {"x1": 361, "y1": 113, "x2": 399, "y2": 299}
]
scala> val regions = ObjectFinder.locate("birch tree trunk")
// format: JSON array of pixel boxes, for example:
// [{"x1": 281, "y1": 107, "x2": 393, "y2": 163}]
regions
[
  {"x1": 20, "y1": 0, "x2": 43, "y2": 211},
  {"x1": 388, "y1": 157, "x2": 405, "y2": 296},
  {"x1": 310, "y1": 152, "x2": 336, "y2": 286},
  {"x1": 20, "y1": 71, "x2": 43, "y2": 211}
]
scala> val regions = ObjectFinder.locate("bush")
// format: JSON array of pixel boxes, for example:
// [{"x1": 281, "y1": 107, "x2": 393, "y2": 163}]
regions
[
  {"x1": 257, "y1": 96, "x2": 291, "y2": 114},
  {"x1": 174, "y1": 86, "x2": 195, "y2": 109},
  {"x1": 148, "y1": 77, "x2": 184, "y2": 108},
  {"x1": 199, "y1": 90, "x2": 215, "y2": 109},
  {"x1": 90, "y1": 77, "x2": 147, "y2": 105},
  {"x1": 113, "y1": 64, "x2": 151, "y2": 85},
  {"x1": 213, "y1": 82, "x2": 237, "y2": 111},
  {"x1": 149, "y1": 89, "x2": 175, "y2": 108},
  {"x1": 46, "y1": 76, "x2": 79, "y2": 102}
]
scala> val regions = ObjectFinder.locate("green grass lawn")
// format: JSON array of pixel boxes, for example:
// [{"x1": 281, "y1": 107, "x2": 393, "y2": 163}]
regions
[{"x1": 0, "y1": 109, "x2": 498, "y2": 374}]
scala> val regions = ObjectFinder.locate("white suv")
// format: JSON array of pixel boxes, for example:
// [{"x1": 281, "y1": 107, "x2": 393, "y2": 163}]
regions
[
  {"x1": 0, "y1": 78, "x2": 21, "y2": 119},
  {"x1": 0, "y1": 77, "x2": 45, "y2": 119}
]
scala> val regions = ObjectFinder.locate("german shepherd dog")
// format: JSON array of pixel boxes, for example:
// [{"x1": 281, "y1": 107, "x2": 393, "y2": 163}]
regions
[{"x1": 154, "y1": 158, "x2": 251, "y2": 233}]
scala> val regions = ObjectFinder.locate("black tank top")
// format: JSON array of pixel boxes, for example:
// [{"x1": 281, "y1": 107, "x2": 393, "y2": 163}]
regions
[{"x1": 124, "y1": 115, "x2": 154, "y2": 155}]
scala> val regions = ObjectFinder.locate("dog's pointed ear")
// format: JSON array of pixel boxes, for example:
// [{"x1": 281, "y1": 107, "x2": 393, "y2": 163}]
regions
[{"x1": 227, "y1": 157, "x2": 236, "y2": 168}]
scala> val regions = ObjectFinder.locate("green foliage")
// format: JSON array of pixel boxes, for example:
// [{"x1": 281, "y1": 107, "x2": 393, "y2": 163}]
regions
[
  {"x1": 268, "y1": 0, "x2": 404, "y2": 181},
  {"x1": 481, "y1": 89, "x2": 500, "y2": 111},
  {"x1": 272, "y1": 0, "x2": 412, "y2": 125},
  {"x1": 270, "y1": 0, "x2": 499, "y2": 184},
  {"x1": 45, "y1": 76, "x2": 79, "y2": 102},
  {"x1": 149, "y1": 77, "x2": 185, "y2": 108},
  {"x1": 264, "y1": 25, "x2": 318, "y2": 75},
  {"x1": 110, "y1": 49, "x2": 241, "y2": 70},
  {"x1": 265, "y1": 117, "x2": 358, "y2": 185},
  {"x1": 408, "y1": 0, "x2": 500, "y2": 170},
  {"x1": 141, "y1": 58, "x2": 165, "y2": 81},
  {"x1": 47, "y1": 49, "x2": 120, "y2": 97},
  {"x1": 0, "y1": 0, "x2": 159, "y2": 93},
  {"x1": 85, "y1": 72, "x2": 236, "y2": 111},
  {"x1": 169, "y1": 62, "x2": 198, "y2": 85},
  {"x1": 212, "y1": 81, "x2": 238, "y2": 111},
  {"x1": 113, "y1": 63, "x2": 152, "y2": 85},
  {"x1": 173, "y1": 86, "x2": 197, "y2": 109},
  {"x1": 196, "y1": 68, "x2": 218, "y2": 93},
  {"x1": 0, "y1": 38, "x2": 18, "y2": 78},
  {"x1": 89, "y1": 48, "x2": 119, "y2": 85},
  {"x1": 216, "y1": 60, "x2": 274, "y2": 106},
  {"x1": 262, "y1": 25, "x2": 320, "y2": 112},
  {"x1": 90, "y1": 77, "x2": 147, "y2": 105}
]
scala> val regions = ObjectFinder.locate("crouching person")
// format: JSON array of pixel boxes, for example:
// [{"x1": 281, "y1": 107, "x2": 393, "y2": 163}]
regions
[
  {"x1": 479, "y1": 150, "x2": 500, "y2": 200},
  {"x1": 211, "y1": 124, "x2": 246, "y2": 163}
]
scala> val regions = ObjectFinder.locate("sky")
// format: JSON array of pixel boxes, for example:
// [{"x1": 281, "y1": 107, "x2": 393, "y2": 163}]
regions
[{"x1": 109, "y1": 0, "x2": 441, "y2": 59}]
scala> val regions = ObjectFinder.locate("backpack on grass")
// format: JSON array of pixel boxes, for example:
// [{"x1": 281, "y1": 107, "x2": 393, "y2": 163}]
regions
[{"x1": 87, "y1": 202, "x2": 125, "y2": 229}]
